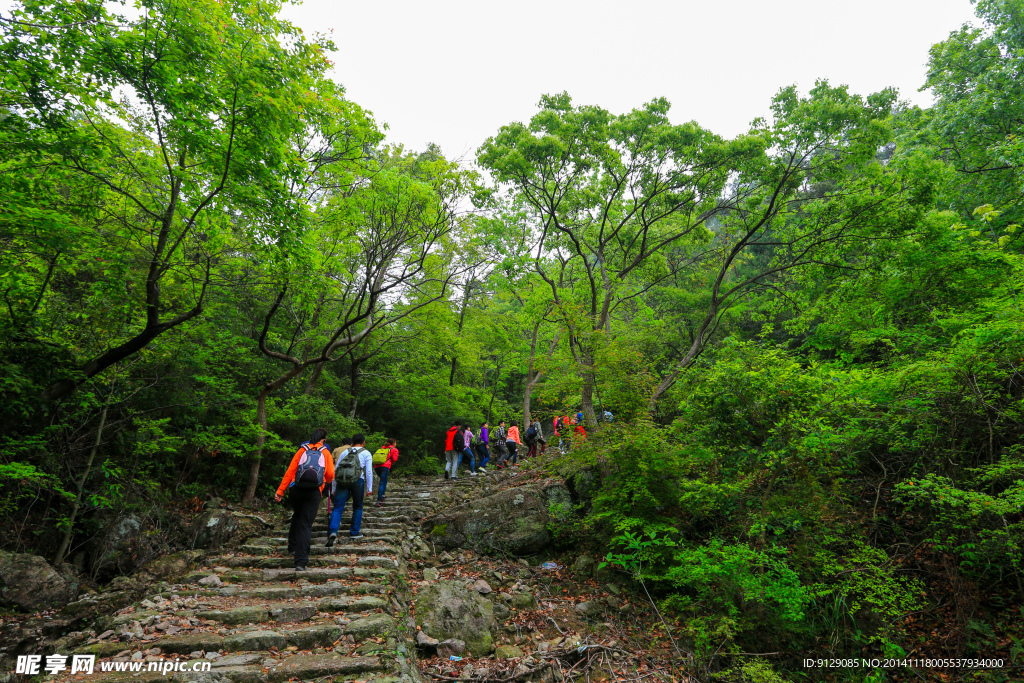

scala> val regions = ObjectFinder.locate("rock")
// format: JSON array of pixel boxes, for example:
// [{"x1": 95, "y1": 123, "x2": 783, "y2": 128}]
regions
[
  {"x1": 472, "y1": 579, "x2": 493, "y2": 594},
  {"x1": 572, "y1": 555, "x2": 596, "y2": 578},
  {"x1": 493, "y1": 603, "x2": 510, "y2": 619},
  {"x1": 0, "y1": 551, "x2": 78, "y2": 611},
  {"x1": 198, "y1": 574, "x2": 222, "y2": 587},
  {"x1": 139, "y1": 550, "x2": 205, "y2": 582},
  {"x1": 575, "y1": 601, "x2": 603, "y2": 617},
  {"x1": 414, "y1": 580, "x2": 495, "y2": 656},
  {"x1": 344, "y1": 613, "x2": 397, "y2": 639},
  {"x1": 422, "y1": 484, "x2": 571, "y2": 556},
  {"x1": 91, "y1": 514, "x2": 160, "y2": 580},
  {"x1": 188, "y1": 509, "x2": 240, "y2": 550},
  {"x1": 198, "y1": 606, "x2": 269, "y2": 625},
  {"x1": 423, "y1": 567, "x2": 440, "y2": 581},
  {"x1": 211, "y1": 654, "x2": 262, "y2": 668},
  {"x1": 495, "y1": 644, "x2": 524, "y2": 659},
  {"x1": 510, "y1": 592, "x2": 536, "y2": 609},
  {"x1": 437, "y1": 638, "x2": 467, "y2": 658},
  {"x1": 268, "y1": 602, "x2": 317, "y2": 623},
  {"x1": 415, "y1": 631, "x2": 439, "y2": 647}
]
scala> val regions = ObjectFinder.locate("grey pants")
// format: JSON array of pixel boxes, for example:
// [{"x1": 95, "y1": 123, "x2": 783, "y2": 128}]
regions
[{"x1": 445, "y1": 450, "x2": 460, "y2": 477}]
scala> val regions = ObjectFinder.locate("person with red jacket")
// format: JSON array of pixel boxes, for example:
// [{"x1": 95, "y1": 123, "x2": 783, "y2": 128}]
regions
[
  {"x1": 275, "y1": 428, "x2": 334, "y2": 571},
  {"x1": 443, "y1": 421, "x2": 462, "y2": 480},
  {"x1": 374, "y1": 438, "x2": 398, "y2": 507}
]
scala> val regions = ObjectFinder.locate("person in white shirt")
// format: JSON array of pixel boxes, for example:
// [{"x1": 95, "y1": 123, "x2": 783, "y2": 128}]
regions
[{"x1": 326, "y1": 433, "x2": 374, "y2": 545}]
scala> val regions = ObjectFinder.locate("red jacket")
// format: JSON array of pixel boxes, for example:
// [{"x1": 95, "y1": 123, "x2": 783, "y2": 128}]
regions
[
  {"x1": 444, "y1": 425, "x2": 460, "y2": 451},
  {"x1": 376, "y1": 445, "x2": 399, "y2": 469}
]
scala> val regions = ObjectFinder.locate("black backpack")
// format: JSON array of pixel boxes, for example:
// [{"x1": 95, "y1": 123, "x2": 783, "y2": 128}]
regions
[{"x1": 294, "y1": 444, "x2": 327, "y2": 489}]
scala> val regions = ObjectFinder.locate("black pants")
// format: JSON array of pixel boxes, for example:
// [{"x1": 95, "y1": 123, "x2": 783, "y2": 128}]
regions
[{"x1": 287, "y1": 486, "x2": 322, "y2": 568}]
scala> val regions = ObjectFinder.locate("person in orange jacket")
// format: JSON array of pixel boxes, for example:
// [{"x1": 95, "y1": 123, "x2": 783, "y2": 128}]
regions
[{"x1": 275, "y1": 428, "x2": 334, "y2": 571}]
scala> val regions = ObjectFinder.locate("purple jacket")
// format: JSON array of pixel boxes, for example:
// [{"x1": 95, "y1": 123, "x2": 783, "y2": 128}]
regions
[{"x1": 480, "y1": 427, "x2": 489, "y2": 444}]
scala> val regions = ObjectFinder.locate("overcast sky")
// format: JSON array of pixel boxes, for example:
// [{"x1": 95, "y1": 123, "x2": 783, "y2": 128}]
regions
[{"x1": 278, "y1": 0, "x2": 979, "y2": 162}]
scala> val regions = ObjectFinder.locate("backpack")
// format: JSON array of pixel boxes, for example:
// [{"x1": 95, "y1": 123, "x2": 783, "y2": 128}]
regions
[
  {"x1": 525, "y1": 425, "x2": 537, "y2": 439},
  {"x1": 372, "y1": 446, "x2": 390, "y2": 467},
  {"x1": 335, "y1": 447, "x2": 364, "y2": 487},
  {"x1": 294, "y1": 444, "x2": 327, "y2": 489}
]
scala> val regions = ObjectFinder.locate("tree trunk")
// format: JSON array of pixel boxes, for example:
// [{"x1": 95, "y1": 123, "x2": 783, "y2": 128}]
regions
[
  {"x1": 242, "y1": 388, "x2": 270, "y2": 507},
  {"x1": 449, "y1": 280, "x2": 473, "y2": 386},
  {"x1": 54, "y1": 401, "x2": 109, "y2": 566},
  {"x1": 581, "y1": 373, "x2": 598, "y2": 427},
  {"x1": 348, "y1": 360, "x2": 360, "y2": 419},
  {"x1": 303, "y1": 362, "x2": 325, "y2": 395}
]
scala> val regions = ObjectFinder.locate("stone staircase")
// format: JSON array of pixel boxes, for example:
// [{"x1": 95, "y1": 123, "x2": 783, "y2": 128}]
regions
[{"x1": 61, "y1": 471, "x2": 512, "y2": 683}]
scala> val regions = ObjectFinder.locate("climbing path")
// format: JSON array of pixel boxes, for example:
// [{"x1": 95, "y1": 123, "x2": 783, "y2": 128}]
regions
[{"x1": 59, "y1": 471, "x2": 509, "y2": 683}]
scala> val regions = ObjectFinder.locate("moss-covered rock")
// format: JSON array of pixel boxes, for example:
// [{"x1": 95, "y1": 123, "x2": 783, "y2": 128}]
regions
[
  {"x1": 413, "y1": 580, "x2": 494, "y2": 656},
  {"x1": 420, "y1": 484, "x2": 570, "y2": 556},
  {"x1": 0, "y1": 551, "x2": 78, "y2": 611}
]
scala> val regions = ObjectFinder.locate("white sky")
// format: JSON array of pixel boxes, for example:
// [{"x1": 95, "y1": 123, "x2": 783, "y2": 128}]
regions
[{"x1": 279, "y1": 0, "x2": 980, "y2": 162}]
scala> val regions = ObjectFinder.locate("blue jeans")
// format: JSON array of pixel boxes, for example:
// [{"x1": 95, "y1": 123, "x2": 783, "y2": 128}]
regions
[
  {"x1": 506, "y1": 441, "x2": 518, "y2": 464},
  {"x1": 375, "y1": 466, "x2": 390, "y2": 501},
  {"x1": 461, "y1": 447, "x2": 476, "y2": 472},
  {"x1": 476, "y1": 443, "x2": 490, "y2": 469},
  {"x1": 329, "y1": 478, "x2": 365, "y2": 536}
]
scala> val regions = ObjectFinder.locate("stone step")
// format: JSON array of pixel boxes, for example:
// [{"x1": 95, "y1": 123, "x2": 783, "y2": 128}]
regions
[
  {"x1": 205, "y1": 554, "x2": 397, "y2": 570},
  {"x1": 262, "y1": 566, "x2": 393, "y2": 583},
  {"x1": 195, "y1": 595, "x2": 388, "y2": 625},
  {"x1": 60, "y1": 653, "x2": 383, "y2": 683},
  {"x1": 218, "y1": 581, "x2": 387, "y2": 600},
  {"x1": 238, "y1": 543, "x2": 394, "y2": 556}
]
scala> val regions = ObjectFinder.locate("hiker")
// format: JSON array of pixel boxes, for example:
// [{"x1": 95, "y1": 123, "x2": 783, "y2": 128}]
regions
[
  {"x1": 526, "y1": 418, "x2": 545, "y2": 458},
  {"x1": 444, "y1": 421, "x2": 461, "y2": 480},
  {"x1": 462, "y1": 424, "x2": 477, "y2": 476},
  {"x1": 492, "y1": 420, "x2": 509, "y2": 468},
  {"x1": 476, "y1": 422, "x2": 490, "y2": 471},
  {"x1": 506, "y1": 421, "x2": 522, "y2": 466},
  {"x1": 373, "y1": 438, "x2": 398, "y2": 507},
  {"x1": 574, "y1": 423, "x2": 588, "y2": 442},
  {"x1": 274, "y1": 428, "x2": 334, "y2": 571},
  {"x1": 327, "y1": 433, "x2": 374, "y2": 544},
  {"x1": 558, "y1": 416, "x2": 571, "y2": 451}
]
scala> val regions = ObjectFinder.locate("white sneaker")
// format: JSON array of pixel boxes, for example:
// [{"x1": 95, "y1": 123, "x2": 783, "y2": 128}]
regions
[{"x1": 469, "y1": 471, "x2": 477, "y2": 476}]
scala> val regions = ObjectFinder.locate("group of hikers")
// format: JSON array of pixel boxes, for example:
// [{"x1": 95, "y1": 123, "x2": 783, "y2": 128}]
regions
[
  {"x1": 274, "y1": 429, "x2": 398, "y2": 571},
  {"x1": 441, "y1": 412, "x2": 599, "y2": 477},
  {"x1": 276, "y1": 410, "x2": 612, "y2": 570}
]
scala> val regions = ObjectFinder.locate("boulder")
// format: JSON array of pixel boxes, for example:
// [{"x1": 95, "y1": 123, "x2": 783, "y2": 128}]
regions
[
  {"x1": 188, "y1": 509, "x2": 240, "y2": 550},
  {"x1": 437, "y1": 639, "x2": 466, "y2": 658},
  {"x1": 414, "y1": 580, "x2": 494, "y2": 656},
  {"x1": 138, "y1": 550, "x2": 205, "y2": 582},
  {"x1": 90, "y1": 514, "x2": 161, "y2": 580},
  {"x1": 0, "y1": 552, "x2": 78, "y2": 612},
  {"x1": 572, "y1": 555, "x2": 596, "y2": 578},
  {"x1": 495, "y1": 644, "x2": 524, "y2": 659},
  {"x1": 472, "y1": 579, "x2": 493, "y2": 594},
  {"x1": 575, "y1": 601, "x2": 603, "y2": 618},
  {"x1": 415, "y1": 630, "x2": 439, "y2": 648},
  {"x1": 422, "y1": 484, "x2": 571, "y2": 556}
]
